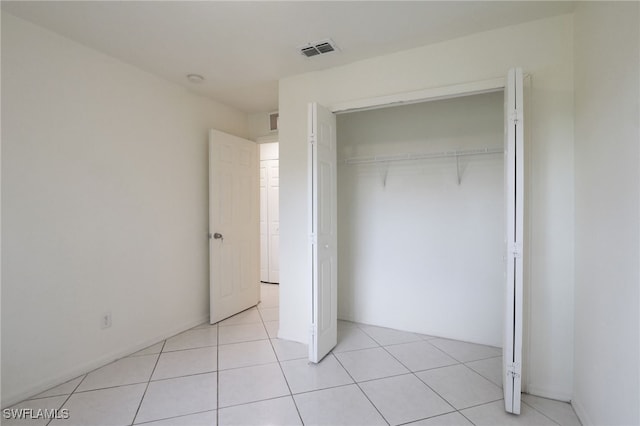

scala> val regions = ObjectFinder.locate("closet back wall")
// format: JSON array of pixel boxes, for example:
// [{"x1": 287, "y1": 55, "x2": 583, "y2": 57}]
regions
[{"x1": 337, "y1": 92, "x2": 504, "y2": 346}]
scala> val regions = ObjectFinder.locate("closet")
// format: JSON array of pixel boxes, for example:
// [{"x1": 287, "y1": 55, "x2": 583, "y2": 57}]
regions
[
  {"x1": 336, "y1": 91, "x2": 504, "y2": 347},
  {"x1": 260, "y1": 143, "x2": 280, "y2": 283}
]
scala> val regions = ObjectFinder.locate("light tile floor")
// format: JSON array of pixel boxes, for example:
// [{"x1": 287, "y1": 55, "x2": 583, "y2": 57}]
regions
[{"x1": 7, "y1": 284, "x2": 581, "y2": 426}]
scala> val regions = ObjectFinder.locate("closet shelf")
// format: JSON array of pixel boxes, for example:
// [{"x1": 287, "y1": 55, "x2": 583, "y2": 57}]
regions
[{"x1": 343, "y1": 146, "x2": 503, "y2": 165}]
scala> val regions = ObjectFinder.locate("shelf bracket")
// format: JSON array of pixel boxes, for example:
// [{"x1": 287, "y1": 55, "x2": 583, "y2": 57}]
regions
[{"x1": 380, "y1": 161, "x2": 389, "y2": 188}]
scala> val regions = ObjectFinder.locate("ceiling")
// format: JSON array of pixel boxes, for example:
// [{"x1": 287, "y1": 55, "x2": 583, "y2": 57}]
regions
[{"x1": 1, "y1": 1, "x2": 575, "y2": 113}]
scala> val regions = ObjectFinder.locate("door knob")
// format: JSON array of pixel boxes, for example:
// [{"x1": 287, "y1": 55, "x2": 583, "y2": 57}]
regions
[{"x1": 213, "y1": 233, "x2": 224, "y2": 241}]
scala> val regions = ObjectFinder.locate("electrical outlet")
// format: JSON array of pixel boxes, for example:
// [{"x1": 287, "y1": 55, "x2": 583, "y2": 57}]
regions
[{"x1": 101, "y1": 312, "x2": 112, "y2": 329}]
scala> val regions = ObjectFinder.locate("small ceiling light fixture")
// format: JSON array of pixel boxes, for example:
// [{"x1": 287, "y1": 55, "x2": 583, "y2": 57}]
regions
[
  {"x1": 299, "y1": 38, "x2": 339, "y2": 58},
  {"x1": 186, "y1": 73, "x2": 205, "y2": 84}
]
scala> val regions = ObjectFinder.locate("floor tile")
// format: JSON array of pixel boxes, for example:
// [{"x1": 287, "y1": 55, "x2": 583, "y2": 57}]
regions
[
  {"x1": 264, "y1": 321, "x2": 279, "y2": 338},
  {"x1": 521, "y1": 394, "x2": 581, "y2": 426},
  {"x1": 76, "y1": 355, "x2": 157, "y2": 392},
  {"x1": 337, "y1": 319, "x2": 359, "y2": 330},
  {"x1": 218, "y1": 323, "x2": 268, "y2": 345},
  {"x1": 152, "y1": 346, "x2": 217, "y2": 380},
  {"x1": 218, "y1": 363, "x2": 290, "y2": 408},
  {"x1": 163, "y1": 328, "x2": 218, "y2": 352},
  {"x1": 281, "y1": 354, "x2": 353, "y2": 394},
  {"x1": 258, "y1": 306, "x2": 279, "y2": 322},
  {"x1": 219, "y1": 307, "x2": 262, "y2": 327},
  {"x1": 461, "y1": 400, "x2": 558, "y2": 425},
  {"x1": 385, "y1": 340, "x2": 458, "y2": 372},
  {"x1": 417, "y1": 364, "x2": 502, "y2": 409},
  {"x1": 129, "y1": 342, "x2": 165, "y2": 357},
  {"x1": 359, "y1": 374, "x2": 454, "y2": 425},
  {"x1": 429, "y1": 338, "x2": 501, "y2": 362},
  {"x1": 271, "y1": 338, "x2": 308, "y2": 361},
  {"x1": 258, "y1": 283, "x2": 279, "y2": 309},
  {"x1": 294, "y1": 384, "x2": 387, "y2": 426},
  {"x1": 360, "y1": 324, "x2": 423, "y2": 346},
  {"x1": 135, "y1": 373, "x2": 217, "y2": 424},
  {"x1": 137, "y1": 410, "x2": 216, "y2": 426},
  {"x1": 191, "y1": 322, "x2": 217, "y2": 331},
  {"x1": 4, "y1": 396, "x2": 68, "y2": 426},
  {"x1": 466, "y1": 356, "x2": 502, "y2": 387},
  {"x1": 334, "y1": 326, "x2": 379, "y2": 353},
  {"x1": 51, "y1": 384, "x2": 146, "y2": 426},
  {"x1": 406, "y1": 412, "x2": 473, "y2": 425},
  {"x1": 218, "y1": 396, "x2": 302, "y2": 426},
  {"x1": 32, "y1": 376, "x2": 84, "y2": 399},
  {"x1": 218, "y1": 339, "x2": 276, "y2": 370},
  {"x1": 334, "y1": 347, "x2": 408, "y2": 382},
  {"x1": 419, "y1": 333, "x2": 439, "y2": 340}
]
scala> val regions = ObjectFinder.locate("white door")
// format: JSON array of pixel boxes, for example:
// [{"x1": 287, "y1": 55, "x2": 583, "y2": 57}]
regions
[
  {"x1": 308, "y1": 102, "x2": 338, "y2": 363},
  {"x1": 267, "y1": 159, "x2": 280, "y2": 282},
  {"x1": 259, "y1": 143, "x2": 280, "y2": 283},
  {"x1": 260, "y1": 162, "x2": 269, "y2": 282},
  {"x1": 503, "y1": 68, "x2": 524, "y2": 414},
  {"x1": 209, "y1": 129, "x2": 259, "y2": 324}
]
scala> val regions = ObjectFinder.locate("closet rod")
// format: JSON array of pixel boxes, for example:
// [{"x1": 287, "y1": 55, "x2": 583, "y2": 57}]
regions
[{"x1": 343, "y1": 146, "x2": 503, "y2": 165}]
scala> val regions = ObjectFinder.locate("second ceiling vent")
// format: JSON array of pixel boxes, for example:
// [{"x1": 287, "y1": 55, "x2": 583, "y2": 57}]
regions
[{"x1": 300, "y1": 39, "x2": 339, "y2": 58}]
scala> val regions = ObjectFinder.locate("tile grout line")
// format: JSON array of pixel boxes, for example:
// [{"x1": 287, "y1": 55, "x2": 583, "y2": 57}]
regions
[
  {"x1": 330, "y1": 351, "x2": 391, "y2": 426},
  {"x1": 216, "y1": 322, "x2": 220, "y2": 426},
  {"x1": 44, "y1": 373, "x2": 88, "y2": 426},
  {"x1": 376, "y1": 340, "x2": 514, "y2": 426},
  {"x1": 376, "y1": 341, "x2": 459, "y2": 421},
  {"x1": 133, "y1": 409, "x2": 216, "y2": 426},
  {"x1": 457, "y1": 410, "x2": 477, "y2": 426},
  {"x1": 520, "y1": 400, "x2": 564, "y2": 426},
  {"x1": 259, "y1": 299, "x2": 306, "y2": 425},
  {"x1": 131, "y1": 340, "x2": 166, "y2": 425}
]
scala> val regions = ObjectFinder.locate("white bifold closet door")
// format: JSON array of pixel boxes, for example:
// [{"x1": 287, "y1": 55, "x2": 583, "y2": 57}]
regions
[
  {"x1": 308, "y1": 102, "x2": 338, "y2": 363},
  {"x1": 260, "y1": 143, "x2": 280, "y2": 283},
  {"x1": 503, "y1": 67, "x2": 524, "y2": 414}
]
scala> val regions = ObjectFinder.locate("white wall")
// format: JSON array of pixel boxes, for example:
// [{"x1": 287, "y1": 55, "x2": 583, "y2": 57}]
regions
[
  {"x1": 336, "y1": 92, "x2": 504, "y2": 347},
  {"x1": 248, "y1": 112, "x2": 278, "y2": 143},
  {"x1": 573, "y1": 3, "x2": 640, "y2": 425},
  {"x1": 279, "y1": 14, "x2": 575, "y2": 399},
  {"x1": 1, "y1": 13, "x2": 248, "y2": 407}
]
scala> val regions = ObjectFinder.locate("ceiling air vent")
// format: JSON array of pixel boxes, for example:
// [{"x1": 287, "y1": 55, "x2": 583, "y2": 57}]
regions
[{"x1": 300, "y1": 39, "x2": 339, "y2": 58}]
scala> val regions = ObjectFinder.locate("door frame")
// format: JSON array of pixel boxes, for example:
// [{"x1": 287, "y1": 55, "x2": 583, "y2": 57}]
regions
[{"x1": 313, "y1": 75, "x2": 530, "y2": 391}]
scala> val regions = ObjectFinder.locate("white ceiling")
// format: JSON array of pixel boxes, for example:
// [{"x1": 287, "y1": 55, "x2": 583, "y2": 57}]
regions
[{"x1": 2, "y1": 1, "x2": 575, "y2": 113}]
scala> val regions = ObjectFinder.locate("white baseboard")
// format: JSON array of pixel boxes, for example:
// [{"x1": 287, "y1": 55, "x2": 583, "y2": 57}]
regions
[
  {"x1": 1, "y1": 314, "x2": 209, "y2": 408},
  {"x1": 526, "y1": 385, "x2": 573, "y2": 403}
]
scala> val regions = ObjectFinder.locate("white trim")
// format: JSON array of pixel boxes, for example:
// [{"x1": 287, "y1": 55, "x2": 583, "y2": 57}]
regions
[
  {"x1": 330, "y1": 77, "x2": 505, "y2": 114},
  {"x1": 526, "y1": 386, "x2": 573, "y2": 404},
  {"x1": 1, "y1": 314, "x2": 209, "y2": 408},
  {"x1": 256, "y1": 133, "x2": 279, "y2": 144}
]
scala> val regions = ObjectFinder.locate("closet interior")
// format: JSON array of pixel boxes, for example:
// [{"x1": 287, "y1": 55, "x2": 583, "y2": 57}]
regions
[{"x1": 336, "y1": 91, "x2": 504, "y2": 347}]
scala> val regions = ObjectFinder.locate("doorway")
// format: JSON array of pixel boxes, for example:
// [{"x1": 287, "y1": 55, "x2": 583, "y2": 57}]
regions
[{"x1": 307, "y1": 70, "x2": 525, "y2": 414}]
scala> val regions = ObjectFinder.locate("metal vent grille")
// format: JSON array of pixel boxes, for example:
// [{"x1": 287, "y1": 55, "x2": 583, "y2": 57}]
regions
[
  {"x1": 300, "y1": 39, "x2": 338, "y2": 58},
  {"x1": 301, "y1": 46, "x2": 321, "y2": 57}
]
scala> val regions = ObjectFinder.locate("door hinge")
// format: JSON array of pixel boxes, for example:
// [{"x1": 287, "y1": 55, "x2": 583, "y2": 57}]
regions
[
  {"x1": 309, "y1": 324, "x2": 317, "y2": 338},
  {"x1": 309, "y1": 133, "x2": 316, "y2": 145},
  {"x1": 506, "y1": 362, "x2": 521, "y2": 379},
  {"x1": 509, "y1": 242, "x2": 523, "y2": 259},
  {"x1": 309, "y1": 233, "x2": 317, "y2": 245},
  {"x1": 509, "y1": 108, "x2": 523, "y2": 124}
]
